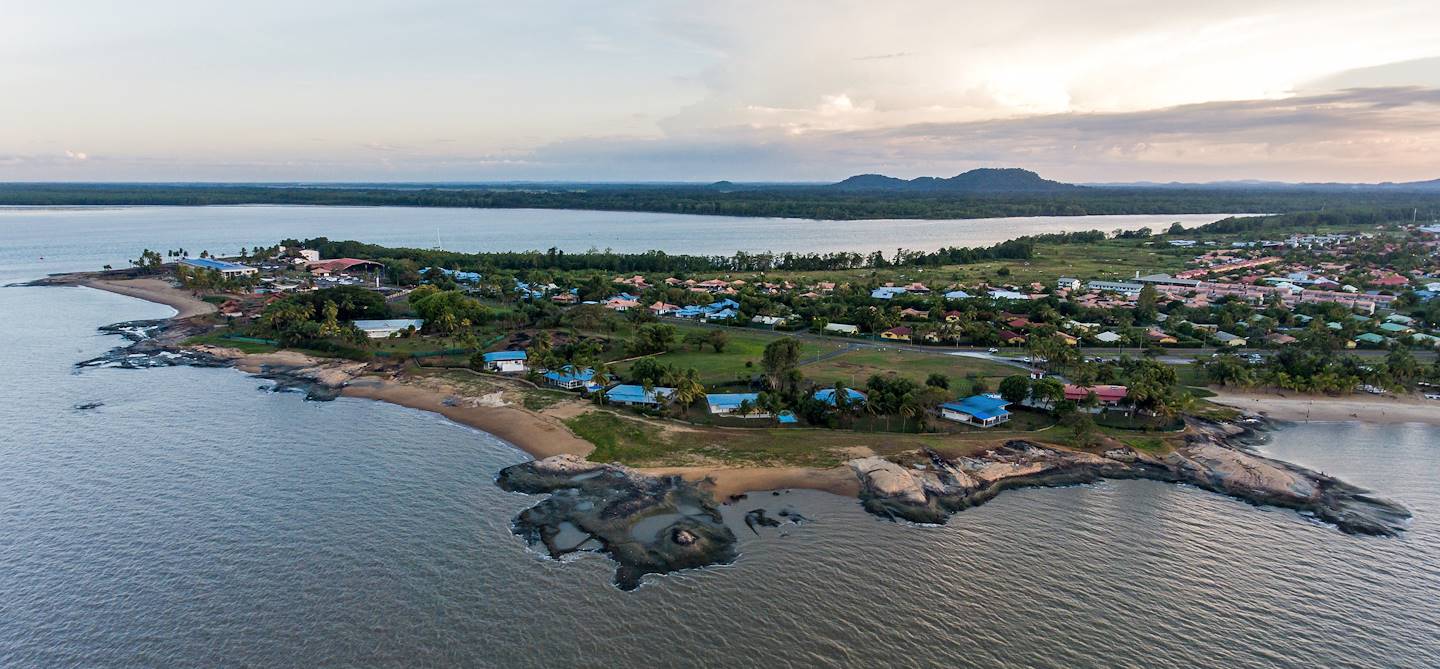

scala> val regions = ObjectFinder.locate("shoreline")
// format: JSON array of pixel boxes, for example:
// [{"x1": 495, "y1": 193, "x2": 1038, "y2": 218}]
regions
[{"x1": 1209, "y1": 390, "x2": 1440, "y2": 426}]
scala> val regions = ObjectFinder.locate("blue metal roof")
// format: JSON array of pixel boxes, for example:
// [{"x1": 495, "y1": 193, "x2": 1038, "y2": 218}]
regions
[
  {"x1": 813, "y1": 388, "x2": 867, "y2": 406},
  {"x1": 180, "y1": 257, "x2": 251, "y2": 271},
  {"x1": 942, "y1": 395, "x2": 1011, "y2": 421},
  {"x1": 544, "y1": 366, "x2": 594, "y2": 383},
  {"x1": 606, "y1": 385, "x2": 675, "y2": 404},
  {"x1": 706, "y1": 393, "x2": 761, "y2": 409},
  {"x1": 482, "y1": 351, "x2": 527, "y2": 362},
  {"x1": 777, "y1": 411, "x2": 798, "y2": 424}
]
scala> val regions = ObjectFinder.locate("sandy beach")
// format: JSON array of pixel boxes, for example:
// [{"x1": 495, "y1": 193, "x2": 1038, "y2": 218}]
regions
[
  {"x1": 84, "y1": 278, "x2": 217, "y2": 319},
  {"x1": 1209, "y1": 390, "x2": 1440, "y2": 426}
]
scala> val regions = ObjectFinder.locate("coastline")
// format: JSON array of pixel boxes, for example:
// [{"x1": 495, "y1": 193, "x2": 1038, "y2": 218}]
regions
[{"x1": 1209, "y1": 390, "x2": 1440, "y2": 426}]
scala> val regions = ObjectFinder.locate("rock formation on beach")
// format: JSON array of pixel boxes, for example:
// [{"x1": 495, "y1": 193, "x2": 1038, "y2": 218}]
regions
[{"x1": 849, "y1": 426, "x2": 1411, "y2": 537}]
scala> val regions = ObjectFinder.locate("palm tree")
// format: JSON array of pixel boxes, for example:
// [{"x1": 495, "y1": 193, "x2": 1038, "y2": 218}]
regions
[{"x1": 673, "y1": 368, "x2": 706, "y2": 408}]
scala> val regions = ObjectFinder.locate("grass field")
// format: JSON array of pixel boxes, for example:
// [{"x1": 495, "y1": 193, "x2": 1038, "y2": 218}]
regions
[
  {"x1": 616, "y1": 325, "x2": 836, "y2": 386},
  {"x1": 799, "y1": 348, "x2": 1018, "y2": 390}
]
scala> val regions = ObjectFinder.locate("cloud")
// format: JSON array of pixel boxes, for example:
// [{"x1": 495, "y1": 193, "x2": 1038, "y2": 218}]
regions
[{"x1": 64, "y1": 149, "x2": 88, "y2": 161}]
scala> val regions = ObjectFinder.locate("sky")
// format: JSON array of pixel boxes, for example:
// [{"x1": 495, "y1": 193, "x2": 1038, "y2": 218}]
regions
[{"x1": 4, "y1": 0, "x2": 1440, "y2": 183}]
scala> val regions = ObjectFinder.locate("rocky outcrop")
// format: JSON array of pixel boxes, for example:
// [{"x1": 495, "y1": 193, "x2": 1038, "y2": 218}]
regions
[
  {"x1": 496, "y1": 456, "x2": 738, "y2": 591},
  {"x1": 850, "y1": 434, "x2": 1410, "y2": 537}
]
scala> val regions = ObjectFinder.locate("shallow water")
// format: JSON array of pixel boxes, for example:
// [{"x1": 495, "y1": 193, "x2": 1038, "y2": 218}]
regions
[{"x1": 2, "y1": 209, "x2": 1438, "y2": 667}]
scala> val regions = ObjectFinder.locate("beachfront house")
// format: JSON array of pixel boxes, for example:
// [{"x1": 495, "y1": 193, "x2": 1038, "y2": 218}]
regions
[
  {"x1": 940, "y1": 395, "x2": 1012, "y2": 427},
  {"x1": 544, "y1": 366, "x2": 601, "y2": 392},
  {"x1": 605, "y1": 384, "x2": 676, "y2": 408},
  {"x1": 704, "y1": 393, "x2": 770, "y2": 418},
  {"x1": 481, "y1": 350, "x2": 528, "y2": 373},
  {"x1": 352, "y1": 318, "x2": 424, "y2": 338},
  {"x1": 813, "y1": 387, "x2": 867, "y2": 407},
  {"x1": 179, "y1": 257, "x2": 258, "y2": 278}
]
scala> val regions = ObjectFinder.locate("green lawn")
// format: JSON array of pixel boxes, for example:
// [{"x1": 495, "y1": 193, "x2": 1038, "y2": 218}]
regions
[
  {"x1": 800, "y1": 348, "x2": 1017, "y2": 390},
  {"x1": 617, "y1": 326, "x2": 835, "y2": 386}
]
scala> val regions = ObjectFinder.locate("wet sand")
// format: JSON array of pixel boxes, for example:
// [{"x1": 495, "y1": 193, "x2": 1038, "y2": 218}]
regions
[{"x1": 1209, "y1": 390, "x2": 1440, "y2": 426}]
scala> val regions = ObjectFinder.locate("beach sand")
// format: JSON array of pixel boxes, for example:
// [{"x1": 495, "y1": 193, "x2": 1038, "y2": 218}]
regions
[
  {"x1": 1209, "y1": 390, "x2": 1440, "y2": 426},
  {"x1": 85, "y1": 278, "x2": 217, "y2": 319}
]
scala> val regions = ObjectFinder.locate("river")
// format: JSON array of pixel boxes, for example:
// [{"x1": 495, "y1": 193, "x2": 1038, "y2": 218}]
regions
[{"x1": 2, "y1": 207, "x2": 1437, "y2": 667}]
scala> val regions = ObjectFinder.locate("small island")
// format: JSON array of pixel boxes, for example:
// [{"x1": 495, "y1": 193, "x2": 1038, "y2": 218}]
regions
[{"x1": 37, "y1": 208, "x2": 1439, "y2": 589}]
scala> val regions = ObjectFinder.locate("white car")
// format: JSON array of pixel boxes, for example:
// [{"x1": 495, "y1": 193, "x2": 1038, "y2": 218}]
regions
[
  {"x1": 1425, "y1": 393, "x2": 1440, "y2": 401},
  {"x1": 987, "y1": 347, "x2": 999, "y2": 354}
]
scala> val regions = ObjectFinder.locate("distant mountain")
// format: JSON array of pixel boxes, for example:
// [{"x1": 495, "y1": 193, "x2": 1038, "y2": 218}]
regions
[{"x1": 831, "y1": 168, "x2": 1081, "y2": 193}]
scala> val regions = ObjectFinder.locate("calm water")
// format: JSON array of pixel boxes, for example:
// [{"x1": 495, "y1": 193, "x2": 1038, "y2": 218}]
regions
[
  {"x1": 0, "y1": 205, "x2": 1236, "y2": 284},
  {"x1": 2, "y1": 209, "x2": 1438, "y2": 668}
]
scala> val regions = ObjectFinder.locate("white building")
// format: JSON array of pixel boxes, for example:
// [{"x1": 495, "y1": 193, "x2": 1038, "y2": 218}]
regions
[{"x1": 352, "y1": 318, "x2": 424, "y2": 338}]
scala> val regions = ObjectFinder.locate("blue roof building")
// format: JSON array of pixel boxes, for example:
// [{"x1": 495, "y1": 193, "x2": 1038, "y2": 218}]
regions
[
  {"x1": 943, "y1": 290, "x2": 973, "y2": 300},
  {"x1": 813, "y1": 387, "x2": 867, "y2": 407},
  {"x1": 179, "y1": 257, "x2": 258, "y2": 276},
  {"x1": 543, "y1": 366, "x2": 600, "y2": 391},
  {"x1": 940, "y1": 395, "x2": 1012, "y2": 427},
  {"x1": 605, "y1": 384, "x2": 676, "y2": 407},
  {"x1": 705, "y1": 392, "x2": 770, "y2": 417},
  {"x1": 871, "y1": 287, "x2": 906, "y2": 300},
  {"x1": 481, "y1": 350, "x2": 528, "y2": 372}
]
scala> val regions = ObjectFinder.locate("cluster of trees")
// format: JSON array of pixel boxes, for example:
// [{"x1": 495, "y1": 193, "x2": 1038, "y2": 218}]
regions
[
  {"x1": 8, "y1": 183, "x2": 1440, "y2": 221},
  {"x1": 1201, "y1": 343, "x2": 1438, "y2": 393},
  {"x1": 408, "y1": 285, "x2": 491, "y2": 334},
  {"x1": 257, "y1": 287, "x2": 379, "y2": 348}
]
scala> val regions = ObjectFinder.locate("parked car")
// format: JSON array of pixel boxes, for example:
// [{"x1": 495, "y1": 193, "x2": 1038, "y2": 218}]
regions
[{"x1": 987, "y1": 347, "x2": 999, "y2": 354}]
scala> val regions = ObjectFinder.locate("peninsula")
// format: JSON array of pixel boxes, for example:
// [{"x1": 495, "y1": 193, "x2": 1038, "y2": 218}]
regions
[{"x1": 39, "y1": 207, "x2": 1439, "y2": 589}]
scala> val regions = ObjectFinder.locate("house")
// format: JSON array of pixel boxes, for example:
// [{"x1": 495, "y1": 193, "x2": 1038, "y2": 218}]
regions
[
  {"x1": 1145, "y1": 330, "x2": 1178, "y2": 345},
  {"x1": 944, "y1": 310, "x2": 965, "y2": 323},
  {"x1": 1371, "y1": 274, "x2": 1410, "y2": 288},
  {"x1": 997, "y1": 329, "x2": 1026, "y2": 345},
  {"x1": 352, "y1": 318, "x2": 424, "y2": 338},
  {"x1": 1263, "y1": 333, "x2": 1298, "y2": 346},
  {"x1": 604, "y1": 296, "x2": 640, "y2": 311},
  {"x1": 550, "y1": 293, "x2": 578, "y2": 305},
  {"x1": 1054, "y1": 332, "x2": 1079, "y2": 346},
  {"x1": 179, "y1": 257, "x2": 259, "y2": 277},
  {"x1": 648, "y1": 301, "x2": 680, "y2": 316},
  {"x1": 881, "y1": 326, "x2": 913, "y2": 341},
  {"x1": 940, "y1": 395, "x2": 1012, "y2": 427},
  {"x1": 988, "y1": 289, "x2": 1028, "y2": 300},
  {"x1": 1056, "y1": 277, "x2": 1082, "y2": 291},
  {"x1": 1212, "y1": 331, "x2": 1247, "y2": 347},
  {"x1": 544, "y1": 366, "x2": 600, "y2": 392},
  {"x1": 1379, "y1": 322, "x2": 1413, "y2": 335},
  {"x1": 904, "y1": 282, "x2": 932, "y2": 294},
  {"x1": 751, "y1": 315, "x2": 785, "y2": 327},
  {"x1": 824, "y1": 323, "x2": 860, "y2": 336},
  {"x1": 899, "y1": 307, "x2": 930, "y2": 320},
  {"x1": 943, "y1": 290, "x2": 973, "y2": 300},
  {"x1": 871, "y1": 287, "x2": 906, "y2": 300},
  {"x1": 605, "y1": 384, "x2": 676, "y2": 407},
  {"x1": 481, "y1": 350, "x2": 528, "y2": 373},
  {"x1": 1353, "y1": 333, "x2": 1388, "y2": 347},
  {"x1": 1006, "y1": 317, "x2": 1032, "y2": 329},
  {"x1": 813, "y1": 387, "x2": 867, "y2": 407},
  {"x1": 1063, "y1": 384, "x2": 1129, "y2": 409},
  {"x1": 1094, "y1": 331, "x2": 1124, "y2": 344},
  {"x1": 705, "y1": 393, "x2": 770, "y2": 418}
]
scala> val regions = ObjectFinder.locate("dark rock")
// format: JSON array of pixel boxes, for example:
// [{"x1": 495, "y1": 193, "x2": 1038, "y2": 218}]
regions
[
  {"x1": 743, "y1": 509, "x2": 782, "y2": 535},
  {"x1": 496, "y1": 455, "x2": 738, "y2": 591}
]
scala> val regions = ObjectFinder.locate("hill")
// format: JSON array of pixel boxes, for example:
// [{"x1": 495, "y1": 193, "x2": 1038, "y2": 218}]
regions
[{"x1": 831, "y1": 168, "x2": 1081, "y2": 193}]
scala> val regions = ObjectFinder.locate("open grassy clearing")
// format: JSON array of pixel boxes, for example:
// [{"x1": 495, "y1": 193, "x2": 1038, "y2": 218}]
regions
[
  {"x1": 799, "y1": 348, "x2": 1018, "y2": 390},
  {"x1": 615, "y1": 325, "x2": 833, "y2": 385}
]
